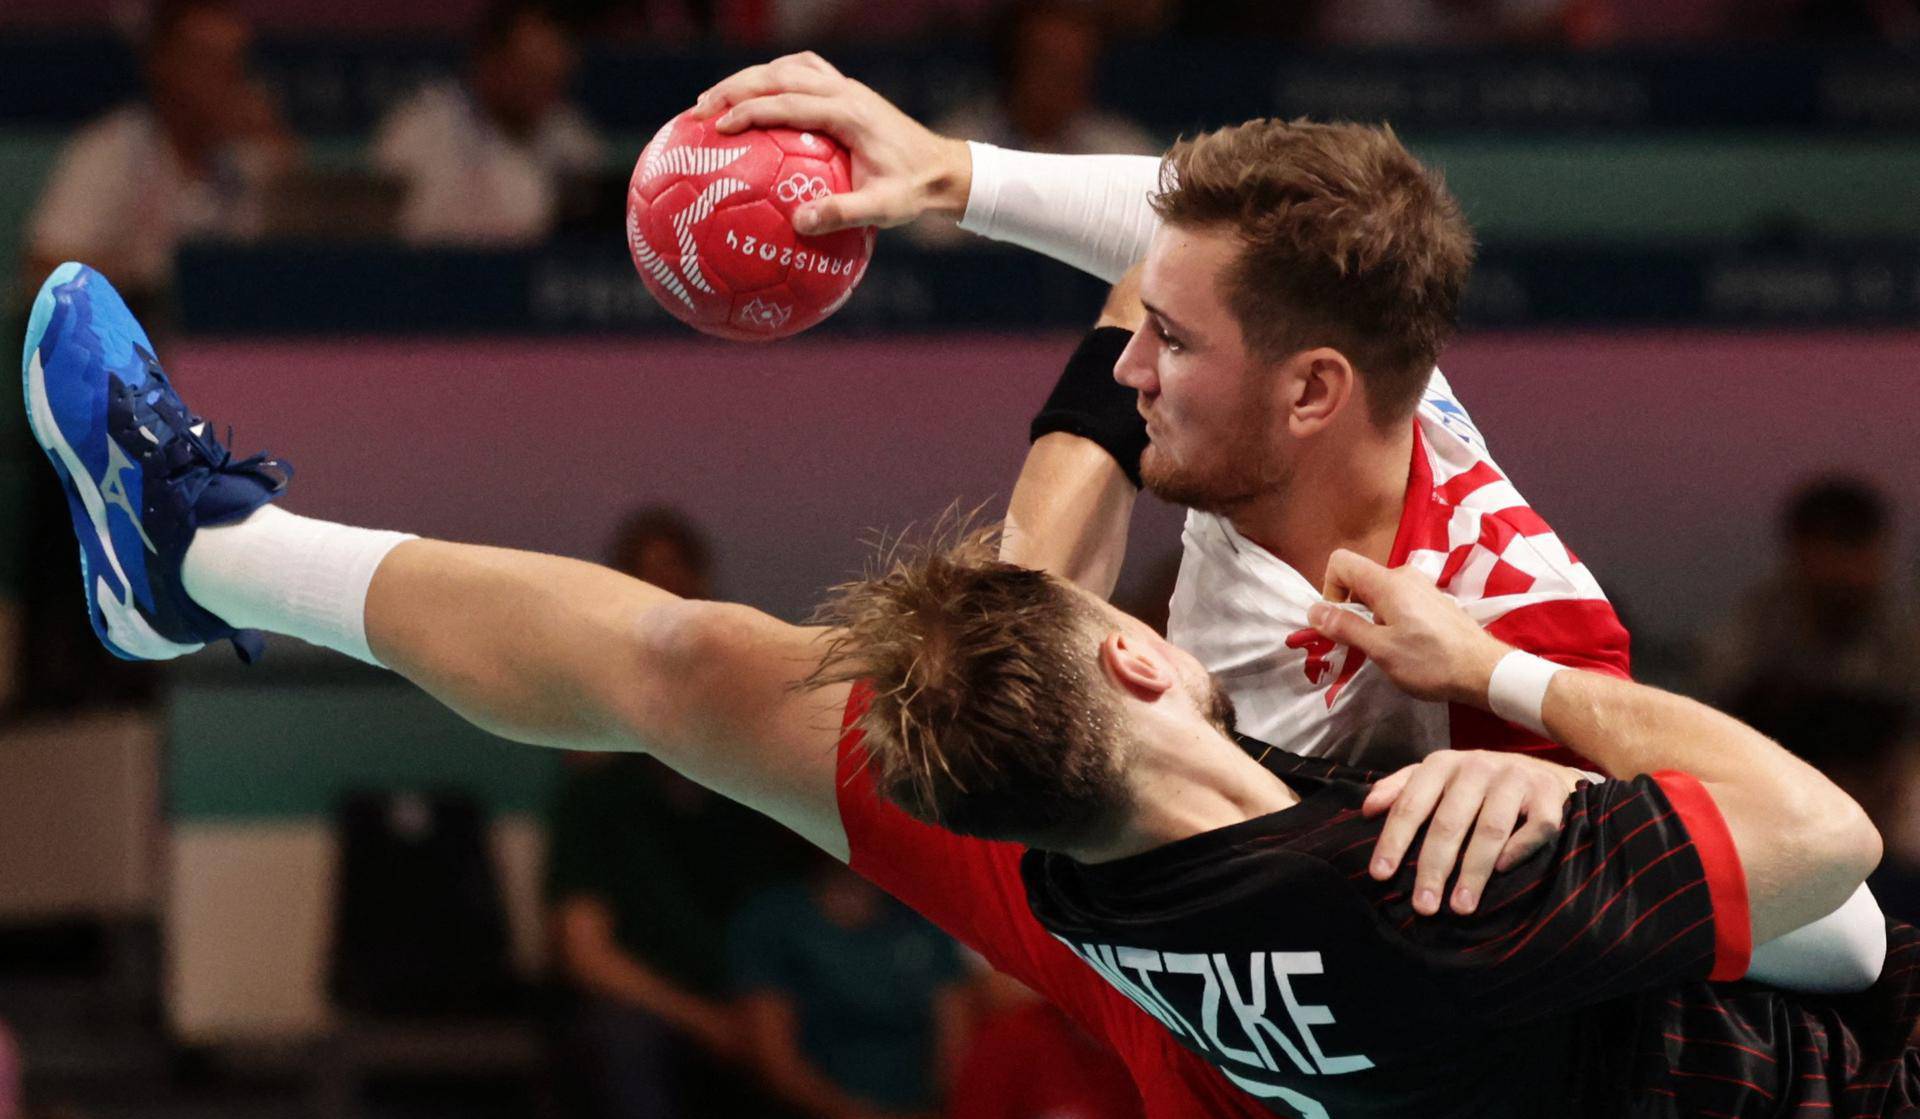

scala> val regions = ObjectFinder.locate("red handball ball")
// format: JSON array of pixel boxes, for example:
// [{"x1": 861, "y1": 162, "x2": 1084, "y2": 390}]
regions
[{"x1": 626, "y1": 112, "x2": 875, "y2": 341}]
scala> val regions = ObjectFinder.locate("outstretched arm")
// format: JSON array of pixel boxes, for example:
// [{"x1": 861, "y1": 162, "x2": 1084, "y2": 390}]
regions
[
  {"x1": 694, "y1": 53, "x2": 1164, "y2": 280},
  {"x1": 364, "y1": 539, "x2": 852, "y2": 856},
  {"x1": 188, "y1": 513, "x2": 853, "y2": 858}
]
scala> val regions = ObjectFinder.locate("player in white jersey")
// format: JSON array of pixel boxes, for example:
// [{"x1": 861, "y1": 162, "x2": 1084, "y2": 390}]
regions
[{"x1": 695, "y1": 55, "x2": 1631, "y2": 915}]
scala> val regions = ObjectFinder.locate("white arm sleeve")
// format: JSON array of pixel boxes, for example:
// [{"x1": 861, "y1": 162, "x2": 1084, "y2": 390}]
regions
[
  {"x1": 1745, "y1": 882, "x2": 1889, "y2": 993},
  {"x1": 955, "y1": 142, "x2": 1165, "y2": 283}
]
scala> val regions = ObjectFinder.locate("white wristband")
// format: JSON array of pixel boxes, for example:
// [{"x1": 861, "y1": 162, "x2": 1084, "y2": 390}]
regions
[{"x1": 1486, "y1": 650, "x2": 1566, "y2": 738}]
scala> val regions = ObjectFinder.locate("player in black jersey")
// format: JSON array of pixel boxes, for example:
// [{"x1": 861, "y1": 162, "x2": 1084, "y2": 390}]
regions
[
  {"x1": 33, "y1": 257, "x2": 1905, "y2": 1114},
  {"x1": 810, "y1": 537, "x2": 1914, "y2": 1118}
]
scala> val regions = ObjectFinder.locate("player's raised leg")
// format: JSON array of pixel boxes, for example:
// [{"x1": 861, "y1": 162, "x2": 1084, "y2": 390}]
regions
[{"x1": 22, "y1": 264, "x2": 851, "y2": 855}]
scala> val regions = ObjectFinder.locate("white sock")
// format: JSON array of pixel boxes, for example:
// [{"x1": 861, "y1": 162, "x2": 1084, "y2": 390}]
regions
[{"x1": 181, "y1": 505, "x2": 415, "y2": 666}]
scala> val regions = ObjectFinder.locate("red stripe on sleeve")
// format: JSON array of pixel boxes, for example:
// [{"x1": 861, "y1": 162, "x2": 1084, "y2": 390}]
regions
[
  {"x1": 1483, "y1": 599, "x2": 1634, "y2": 682},
  {"x1": 1651, "y1": 770, "x2": 1752, "y2": 981},
  {"x1": 1447, "y1": 598, "x2": 1636, "y2": 769}
]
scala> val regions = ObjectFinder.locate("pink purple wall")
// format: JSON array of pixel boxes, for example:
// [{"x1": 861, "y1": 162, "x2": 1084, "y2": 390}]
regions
[{"x1": 168, "y1": 331, "x2": 1920, "y2": 638}]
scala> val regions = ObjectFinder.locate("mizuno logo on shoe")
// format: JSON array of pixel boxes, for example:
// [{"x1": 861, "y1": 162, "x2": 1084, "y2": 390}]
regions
[{"x1": 99, "y1": 436, "x2": 158, "y2": 553}]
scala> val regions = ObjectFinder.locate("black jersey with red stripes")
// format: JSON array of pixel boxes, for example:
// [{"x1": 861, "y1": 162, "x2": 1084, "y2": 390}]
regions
[{"x1": 1021, "y1": 748, "x2": 1920, "y2": 1119}]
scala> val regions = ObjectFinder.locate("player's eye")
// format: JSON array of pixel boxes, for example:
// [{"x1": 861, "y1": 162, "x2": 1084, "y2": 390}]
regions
[{"x1": 1153, "y1": 321, "x2": 1185, "y2": 354}]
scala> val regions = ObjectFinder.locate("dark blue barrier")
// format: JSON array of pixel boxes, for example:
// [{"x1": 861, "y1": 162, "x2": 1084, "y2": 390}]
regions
[
  {"x1": 4, "y1": 34, "x2": 1920, "y2": 135},
  {"x1": 174, "y1": 240, "x2": 1920, "y2": 334}
]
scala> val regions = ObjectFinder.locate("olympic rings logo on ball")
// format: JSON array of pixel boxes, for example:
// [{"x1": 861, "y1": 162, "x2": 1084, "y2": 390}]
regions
[
  {"x1": 775, "y1": 173, "x2": 832, "y2": 204},
  {"x1": 737, "y1": 296, "x2": 795, "y2": 331}
]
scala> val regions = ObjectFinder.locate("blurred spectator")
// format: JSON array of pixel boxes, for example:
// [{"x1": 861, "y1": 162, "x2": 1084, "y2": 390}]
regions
[
  {"x1": 1313, "y1": 0, "x2": 1612, "y2": 45},
  {"x1": 609, "y1": 507, "x2": 713, "y2": 600},
  {"x1": 372, "y1": 0, "x2": 604, "y2": 245},
  {"x1": 945, "y1": 968, "x2": 1142, "y2": 1119},
  {"x1": 21, "y1": 0, "x2": 298, "y2": 311},
  {"x1": 730, "y1": 857, "x2": 969, "y2": 1119},
  {"x1": 1700, "y1": 476, "x2": 1920, "y2": 818},
  {"x1": 933, "y1": 0, "x2": 1156, "y2": 155},
  {"x1": 547, "y1": 506, "x2": 808, "y2": 1119}
]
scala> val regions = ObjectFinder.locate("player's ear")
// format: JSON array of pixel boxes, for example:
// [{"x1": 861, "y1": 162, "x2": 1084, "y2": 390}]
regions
[
  {"x1": 1100, "y1": 631, "x2": 1175, "y2": 701},
  {"x1": 1284, "y1": 348, "x2": 1356, "y2": 437}
]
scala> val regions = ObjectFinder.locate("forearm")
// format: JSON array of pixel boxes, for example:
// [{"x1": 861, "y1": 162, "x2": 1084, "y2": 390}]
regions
[
  {"x1": 957, "y1": 144, "x2": 1164, "y2": 282},
  {"x1": 1535, "y1": 668, "x2": 1821, "y2": 790},
  {"x1": 1003, "y1": 295, "x2": 1146, "y2": 593},
  {"x1": 1001, "y1": 435, "x2": 1134, "y2": 597},
  {"x1": 1531, "y1": 666, "x2": 1880, "y2": 941},
  {"x1": 1317, "y1": 554, "x2": 1880, "y2": 948}
]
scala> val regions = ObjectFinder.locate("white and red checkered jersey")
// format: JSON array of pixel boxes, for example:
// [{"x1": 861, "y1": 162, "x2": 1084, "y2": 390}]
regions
[{"x1": 1166, "y1": 370, "x2": 1630, "y2": 771}]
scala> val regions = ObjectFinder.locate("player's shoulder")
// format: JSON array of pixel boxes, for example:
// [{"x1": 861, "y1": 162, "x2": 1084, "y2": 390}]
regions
[
  {"x1": 1405, "y1": 389, "x2": 1609, "y2": 611},
  {"x1": 1025, "y1": 774, "x2": 1379, "y2": 919},
  {"x1": 1416, "y1": 366, "x2": 1492, "y2": 456}
]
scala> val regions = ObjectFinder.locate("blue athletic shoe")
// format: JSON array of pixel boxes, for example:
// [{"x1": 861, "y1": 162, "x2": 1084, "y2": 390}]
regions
[{"x1": 22, "y1": 263, "x2": 291, "y2": 662}]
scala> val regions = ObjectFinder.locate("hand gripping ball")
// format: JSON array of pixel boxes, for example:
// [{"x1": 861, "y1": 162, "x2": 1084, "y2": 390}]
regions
[{"x1": 626, "y1": 112, "x2": 876, "y2": 341}]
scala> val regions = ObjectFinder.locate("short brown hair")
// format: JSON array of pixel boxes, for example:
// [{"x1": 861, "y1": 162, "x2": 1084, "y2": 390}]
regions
[
  {"x1": 807, "y1": 527, "x2": 1130, "y2": 849},
  {"x1": 1152, "y1": 119, "x2": 1475, "y2": 424}
]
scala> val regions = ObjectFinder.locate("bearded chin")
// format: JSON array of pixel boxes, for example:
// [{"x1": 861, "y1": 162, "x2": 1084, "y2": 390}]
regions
[
  {"x1": 1140, "y1": 444, "x2": 1289, "y2": 517},
  {"x1": 1140, "y1": 446, "x2": 1235, "y2": 514}
]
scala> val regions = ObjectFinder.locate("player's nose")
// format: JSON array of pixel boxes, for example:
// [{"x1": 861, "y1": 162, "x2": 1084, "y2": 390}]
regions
[{"x1": 1112, "y1": 330, "x2": 1157, "y2": 394}]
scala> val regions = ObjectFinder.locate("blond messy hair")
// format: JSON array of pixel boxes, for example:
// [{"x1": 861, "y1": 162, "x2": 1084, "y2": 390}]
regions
[
  {"x1": 1153, "y1": 118, "x2": 1476, "y2": 424},
  {"x1": 807, "y1": 524, "x2": 1131, "y2": 849}
]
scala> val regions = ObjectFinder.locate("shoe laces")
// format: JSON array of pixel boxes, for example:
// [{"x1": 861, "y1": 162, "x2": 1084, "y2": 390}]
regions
[{"x1": 124, "y1": 365, "x2": 294, "y2": 508}]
